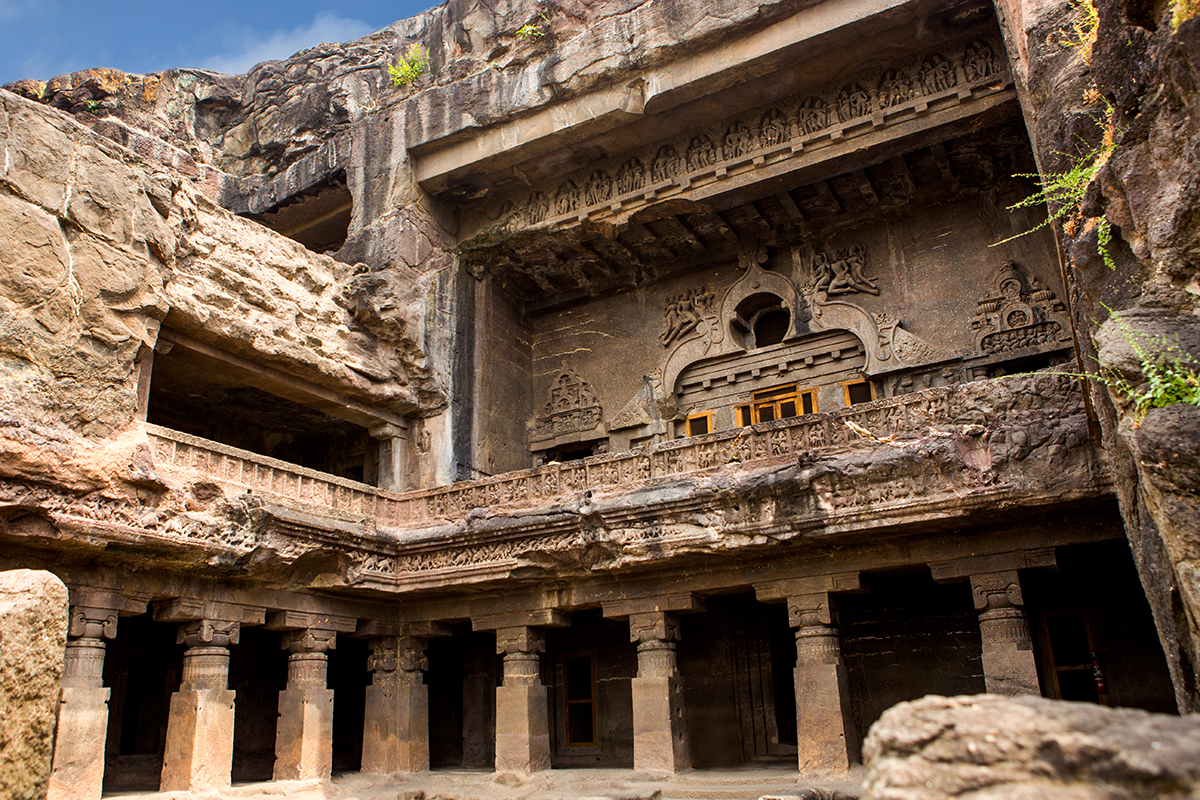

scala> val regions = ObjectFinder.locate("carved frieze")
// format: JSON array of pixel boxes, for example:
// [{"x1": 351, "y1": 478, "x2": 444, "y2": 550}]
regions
[
  {"x1": 502, "y1": 37, "x2": 1008, "y2": 230},
  {"x1": 971, "y1": 262, "x2": 1071, "y2": 356},
  {"x1": 530, "y1": 367, "x2": 603, "y2": 445}
]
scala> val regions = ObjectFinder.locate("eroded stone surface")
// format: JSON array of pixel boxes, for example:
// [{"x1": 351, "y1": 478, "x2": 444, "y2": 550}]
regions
[
  {"x1": 0, "y1": 569, "x2": 68, "y2": 800},
  {"x1": 862, "y1": 694, "x2": 1200, "y2": 799}
]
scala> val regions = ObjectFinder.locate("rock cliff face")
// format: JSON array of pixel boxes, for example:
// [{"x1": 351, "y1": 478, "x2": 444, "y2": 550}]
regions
[
  {"x1": 995, "y1": 0, "x2": 1200, "y2": 708},
  {"x1": 0, "y1": 89, "x2": 439, "y2": 499}
]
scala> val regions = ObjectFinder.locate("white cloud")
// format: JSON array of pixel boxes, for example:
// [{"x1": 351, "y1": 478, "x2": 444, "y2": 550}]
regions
[
  {"x1": 0, "y1": 0, "x2": 34, "y2": 20},
  {"x1": 198, "y1": 12, "x2": 373, "y2": 75}
]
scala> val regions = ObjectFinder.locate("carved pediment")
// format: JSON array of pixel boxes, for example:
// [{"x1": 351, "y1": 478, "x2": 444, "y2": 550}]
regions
[
  {"x1": 530, "y1": 368, "x2": 603, "y2": 446},
  {"x1": 970, "y1": 262, "x2": 1071, "y2": 356}
]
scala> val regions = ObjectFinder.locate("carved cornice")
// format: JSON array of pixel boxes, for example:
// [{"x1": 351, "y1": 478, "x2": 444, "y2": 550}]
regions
[{"x1": 474, "y1": 37, "x2": 1011, "y2": 237}]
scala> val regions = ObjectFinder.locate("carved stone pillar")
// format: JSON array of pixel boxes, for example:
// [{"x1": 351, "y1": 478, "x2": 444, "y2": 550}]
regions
[
  {"x1": 370, "y1": 422, "x2": 409, "y2": 492},
  {"x1": 789, "y1": 594, "x2": 858, "y2": 774},
  {"x1": 971, "y1": 570, "x2": 1041, "y2": 696},
  {"x1": 47, "y1": 605, "x2": 117, "y2": 800},
  {"x1": 494, "y1": 626, "x2": 551, "y2": 774},
  {"x1": 629, "y1": 611, "x2": 689, "y2": 773},
  {"x1": 362, "y1": 636, "x2": 429, "y2": 773},
  {"x1": 273, "y1": 628, "x2": 337, "y2": 781},
  {"x1": 160, "y1": 620, "x2": 239, "y2": 792}
]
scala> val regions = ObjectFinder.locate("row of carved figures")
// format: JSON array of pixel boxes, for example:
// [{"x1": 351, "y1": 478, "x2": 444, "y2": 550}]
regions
[{"x1": 524, "y1": 39, "x2": 1003, "y2": 224}]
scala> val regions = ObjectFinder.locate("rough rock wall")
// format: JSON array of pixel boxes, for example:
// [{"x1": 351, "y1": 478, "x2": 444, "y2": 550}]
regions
[
  {"x1": 0, "y1": 88, "x2": 438, "y2": 495},
  {"x1": 994, "y1": 0, "x2": 1200, "y2": 708},
  {"x1": 0, "y1": 569, "x2": 68, "y2": 800}
]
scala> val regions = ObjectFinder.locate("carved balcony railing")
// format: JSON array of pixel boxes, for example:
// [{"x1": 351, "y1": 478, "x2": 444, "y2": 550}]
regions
[{"x1": 146, "y1": 373, "x2": 1088, "y2": 534}]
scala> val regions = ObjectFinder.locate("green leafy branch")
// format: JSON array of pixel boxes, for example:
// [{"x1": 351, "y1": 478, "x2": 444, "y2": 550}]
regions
[
  {"x1": 993, "y1": 112, "x2": 1117, "y2": 269},
  {"x1": 388, "y1": 45, "x2": 430, "y2": 88},
  {"x1": 1053, "y1": 0, "x2": 1099, "y2": 60},
  {"x1": 1085, "y1": 314, "x2": 1200, "y2": 424}
]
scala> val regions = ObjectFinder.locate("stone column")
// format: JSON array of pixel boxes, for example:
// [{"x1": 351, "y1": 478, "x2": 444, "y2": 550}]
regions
[
  {"x1": 47, "y1": 605, "x2": 116, "y2": 800},
  {"x1": 494, "y1": 626, "x2": 551, "y2": 774},
  {"x1": 362, "y1": 636, "x2": 429, "y2": 773},
  {"x1": 629, "y1": 611, "x2": 689, "y2": 773},
  {"x1": 370, "y1": 422, "x2": 409, "y2": 492},
  {"x1": 273, "y1": 628, "x2": 336, "y2": 781},
  {"x1": 790, "y1": 593, "x2": 857, "y2": 774},
  {"x1": 971, "y1": 570, "x2": 1041, "y2": 696},
  {"x1": 160, "y1": 620, "x2": 239, "y2": 792}
]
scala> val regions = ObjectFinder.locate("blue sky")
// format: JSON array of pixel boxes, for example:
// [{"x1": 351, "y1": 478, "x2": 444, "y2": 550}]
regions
[{"x1": 0, "y1": 1, "x2": 438, "y2": 85}]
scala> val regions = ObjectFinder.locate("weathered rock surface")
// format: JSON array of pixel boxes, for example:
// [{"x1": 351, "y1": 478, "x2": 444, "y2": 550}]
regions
[
  {"x1": 862, "y1": 694, "x2": 1200, "y2": 799},
  {"x1": 0, "y1": 569, "x2": 68, "y2": 800},
  {"x1": 997, "y1": 0, "x2": 1200, "y2": 707}
]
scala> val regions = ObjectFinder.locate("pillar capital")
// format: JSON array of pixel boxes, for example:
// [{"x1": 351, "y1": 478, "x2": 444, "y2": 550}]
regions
[
  {"x1": 67, "y1": 606, "x2": 118, "y2": 641},
  {"x1": 969, "y1": 569, "x2": 1024, "y2": 611},
  {"x1": 787, "y1": 591, "x2": 837, "y2": 629},
  {"x1": 177, "y1": 619, "x2": 240, "y2": 649},
  {"x1": 495, "y1": 626, "x2": 545, "y2": 656},
  {"x1": 281, "y1": 628, "x2": 337, "y2": 654},
  {"x1": 629, "y1": 610, "x2": 682, "y2": 644}
]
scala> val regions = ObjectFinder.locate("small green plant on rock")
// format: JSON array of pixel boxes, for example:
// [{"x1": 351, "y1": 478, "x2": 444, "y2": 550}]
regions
[
  {"x1": 994, "y1": 112, "x2": 1117, "y2": 269},
  {"x1": 389, "y1": 45, "x2": 429, "y2": 88},
  {"x1": 85, "y1": 99, "x2": 99, "y2": 114},
  {"x1": 1092, "y1": 315, "x2": 1200, "y2": 424},
  {"x1": 515, "y1": 9, "x2": 553, "y2": 40},
  {"x1": 1054, "y1": 0, "x2": 1100, "y2": 60}
]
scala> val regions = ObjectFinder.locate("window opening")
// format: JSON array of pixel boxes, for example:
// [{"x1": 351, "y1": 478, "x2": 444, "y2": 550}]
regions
[
  {"x1": 1044, "y1": 613, "x2": 1106, "y2": 704},
  {"x1": 753, "y1": 309, "x2": 791, "y2": 348},
  {"x1": 563, "y1": 655, "x2": 597, "y2": 746},
  {"x1": 739, "y1": 384, "x2": 817, "y2": 425},
  {"x1": 686, "y1": 412, "x2": 713, "y2": 437},
  {"x1": 843, "y1": 379, "x2": 875, "y2": 406}
]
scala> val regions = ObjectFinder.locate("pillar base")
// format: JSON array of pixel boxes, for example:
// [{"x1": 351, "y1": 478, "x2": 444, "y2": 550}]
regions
[
  {"x1": 160, "y1": 687, "x2": 236, "y2": 791},
  {"x1": 495, "y1": 683, "x2": 551, "y2": 773},
  {"x1": 47, "y1": 686, "x2": 109, "y2": 800},
  {"x1": 794, "y1": 663, "x2": 857, "y2": 774},
  {"x1": 362, "y1": 682, "x2": 429, "y2": 773},
  {"x1": 631, "y1": 675, "x2": 689, "y2": 773},
  {"x1": 273, "y1": 687, "x2": 334, "y2": 781}
]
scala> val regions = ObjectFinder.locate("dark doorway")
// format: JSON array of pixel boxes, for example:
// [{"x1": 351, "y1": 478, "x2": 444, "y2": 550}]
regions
[
  {"x1": 330, "y1": 637, "x2": 369, "y2": 772},
  {"x1": 427, "y1": 627, "x2": 499, "y2": 768},
  {"x1": 679, "y1": 593, "x2": 798, "y2": 767},
  {"x1": 229, "y1": 627, "x2": 286, "y2": 784},
  {"x1": 839, "y1": 570, "x2": 985, "y2": 745},
  {"x1": 103, "y1": 614, "x2": 183, "y2": 793}
]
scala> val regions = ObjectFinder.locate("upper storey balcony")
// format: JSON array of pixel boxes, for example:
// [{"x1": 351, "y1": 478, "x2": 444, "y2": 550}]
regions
[{"x1": 80, "y1": 372, "x2": 1114, "y2": 599}]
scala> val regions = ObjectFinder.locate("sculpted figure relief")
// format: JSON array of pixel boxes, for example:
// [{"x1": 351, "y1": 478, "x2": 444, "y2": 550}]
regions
[
  {"x1": 660, "y1": 286, "x2": 717, "y2": 347},
  {"x1": 813, "y1": 245, "x2": 879, "y2": 296}
]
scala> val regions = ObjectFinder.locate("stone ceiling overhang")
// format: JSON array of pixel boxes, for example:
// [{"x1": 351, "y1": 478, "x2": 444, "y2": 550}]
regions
[{"x1": 410, "y1": 0, "x2": 991, "y2": 197}]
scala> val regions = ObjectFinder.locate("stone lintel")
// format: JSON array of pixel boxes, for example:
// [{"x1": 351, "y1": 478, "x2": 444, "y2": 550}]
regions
[
  {"x1": 67, "y1": 587, "x2": 148, "y2": 618},
  {"x1": 602, "y1": 592, "x2": 707, "y2": 619},
  {"x1": 264, "y1": 610, "x2": 358, "y2": 634},
  {"x1": 929, "y1": 548, "x2": 1056, "y2": 583},
  {"x1": 755, "y1": 571, "x2": 862, "y2": 604},
  {"x1": 472, "y1": 609, "x2": 570, "y2": 633},
  {"x1": 396, "y1": 621, "x2": 453, "y2": 638},
  {"x1": 153, "y1": 598, "x2": 266, "y2": 627}
]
